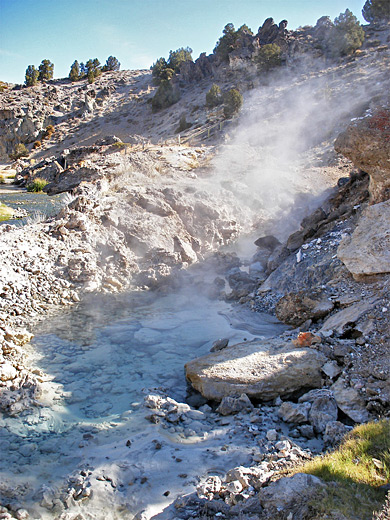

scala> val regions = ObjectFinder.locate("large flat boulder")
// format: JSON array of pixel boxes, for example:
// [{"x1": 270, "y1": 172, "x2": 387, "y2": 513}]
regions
[
  {"x1": 185, "y1": 338, "x2": 327, "y2": 402},
  {"x1": 338, "y1": 200, "x2": 390, "y2": 279}
]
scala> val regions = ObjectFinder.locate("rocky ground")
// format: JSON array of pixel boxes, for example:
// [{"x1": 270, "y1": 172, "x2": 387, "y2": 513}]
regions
[{"x1": 0, "y1": 17, "x2": 389, "y2": 520}]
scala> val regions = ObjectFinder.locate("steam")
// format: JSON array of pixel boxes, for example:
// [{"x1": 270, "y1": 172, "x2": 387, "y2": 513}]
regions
[{"x1": 208, "y1": 54, "x2": 385, "y2": 244}]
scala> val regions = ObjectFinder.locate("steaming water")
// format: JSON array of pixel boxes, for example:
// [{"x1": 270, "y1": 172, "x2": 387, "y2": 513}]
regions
[{"x1": 0, "y1": 288, "x2": 286, "y2": 518}]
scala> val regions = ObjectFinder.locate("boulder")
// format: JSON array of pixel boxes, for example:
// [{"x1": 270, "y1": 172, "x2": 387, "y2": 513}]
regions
[
  {"x1": 185, "y1": 338, "x2": 327, "y2": 402},
  {"x1": 335, "y1": 109, "x2": 390, "y2": 203},
  {"x1": 275, "y1": 290, "x2": 334, "y2": 326},
  {"x1": 331, "y1": 378, "x2": 370, "y2": 423},
  {"x1": 259, "y1": 473, "x2": 325, "y2": 510},
  {"x1": 319, "y1": 301, "x2": 373, "y2": 336},
  {"x1": 338, "y1": 200, "x2": 390, "y2": 279},
  {"x1": 323, "y1": 421, "x2": 350, "y2": 446}
]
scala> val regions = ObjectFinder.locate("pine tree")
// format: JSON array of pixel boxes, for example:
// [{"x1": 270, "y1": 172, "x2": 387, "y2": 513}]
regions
[
  {"x1": 223, "y1": 88, "x2": 243, "y2": 118},
  {"x1": 363, "y1": 0, "x2": 390, "y2": 23},
  {"x1": 214, "y1": 23, "x2": 237, "y2": 62},
  {"x1": 103, "y1": 56, "x2": 120, "y2": 72},
  {"x1": 167, "y1": 47, "x2": 193, "y2": 72},
  {"x1": 38, "y1": 59, "x2": 54, "y2": 81},
  {"x1": 206, "y1": 84, "x2": 223, "y2": 107},
  {"x1": 69, "y1": 60, "x2": 80, "y2": 82},
  {"x1": 327, "y1": 9, "x2": 365, "y2": 56},
  {"x1": 85, "y1": 58, "x2": 101, "y2": 83}
]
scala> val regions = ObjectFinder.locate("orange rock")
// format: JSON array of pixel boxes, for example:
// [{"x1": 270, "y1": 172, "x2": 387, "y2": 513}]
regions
[{"x1": 292, "y1": 332, "x2": 321, "y2": 348}]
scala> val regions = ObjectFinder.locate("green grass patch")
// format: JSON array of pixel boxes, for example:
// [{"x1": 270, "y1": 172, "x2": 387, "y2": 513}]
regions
[
  {"x1": 293, "y1": 420, "x2": 390, "y2": 519},
  {"x1": 0, "y1": 202, "x2": 14, "y2": 221},
  {"x1": 26, "y1": 178, "x2": 48, "y2": 193}
]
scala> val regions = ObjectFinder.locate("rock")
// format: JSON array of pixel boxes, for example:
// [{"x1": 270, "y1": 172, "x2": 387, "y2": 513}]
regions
[
  {"x1": 278, "y1": 401, "x2": 311, "y2": 424},
  {"x1": 254, "y1": 235, "x2": 281, "y2": 251},
  {"x1": 185, "y1": 338, "x2": 327, "y2": 401},
  {"x1": 216, "y1": 393, "x2": 254, "y2": 415},
  {"x1": 309, "y1": 394, "x2": 338, "y2": 433},
  {"x1": 266, "y1": 429, "x2": 278, "y2": 441},
  {"x1": 196, "y1": 476, "x2": 222, "y2": 500},
  {"x1": 275, "y1": 290, "x2": 334, "y2": 327},
  {"x1": 0, "y1": 361, "x2": 17, "y2": 381},
  {"x1": 319, "y1": 301, "x2": 373, "y2": 336},
  {"x1": 323, "y1": 421, "x2": 350, "y2": 446},
  {"x1": 321, "y1": 360, "x2": 342, "y2": 379},
  {"x1": 331, "y1": 378, "x2": 370, "y2": 423},
  {"x1": 210, "y1": 338, "x2": 229, "y2": 352},
  {"x1": 259, "y1": 473, "x2": 325, "y2": 510},
  {"x1": 338, "y1": 200, "x2": 390, "y2": 279},
  {"x1": 335, "y1": 109, "x2": 390, "y2": 203}
]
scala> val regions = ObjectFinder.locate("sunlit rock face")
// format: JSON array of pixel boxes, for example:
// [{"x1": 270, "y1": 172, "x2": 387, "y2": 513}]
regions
[{"x1": 335, "y1": 109, "x2": 390, "y2": 204}]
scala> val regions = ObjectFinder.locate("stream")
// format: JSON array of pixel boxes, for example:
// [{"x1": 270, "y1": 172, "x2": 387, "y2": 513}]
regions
[{"x1": 0, "y1": 287, "x2": 287, "y2": 519}]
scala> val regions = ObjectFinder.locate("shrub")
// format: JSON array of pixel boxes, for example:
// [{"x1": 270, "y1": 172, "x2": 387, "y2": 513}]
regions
[
  {"x1": 69, "y1": 60, "x2": 80, "y2": 82},
  {"x1": 25, "y1": 65, "x2": 39, "y2": 87},
  {"x1": 327, "y1": 9, "x2": 365, "y2": 57},
  {"x1": 152, "y1": 80, "x2": 181, "y2": 111},
  {"x1": 0, "y1": 202, "x2": 14, "y2": 221},
  {"x1": 206, "y1": 84, "x2": 223, "y2": 107},
  {"x1": 176, "y1": 113, "x2": 192, "y2": 133},
  {"x1": 42, "y1": 125, "x2": 55, "y2": 140},
  {"x1": 26, "y1": 178, "x2": 48, "y2": 192},
  {"x1": 9, "y1": 143, "x2": 29, "y2": 160},
  {"x1": 0, "y1": 81, "x2": 9, "y2": 92},
  {"x1": 223, "y1": 88, "x2": 243, "y2": 118},
  {"x1": 33, "y1": 140, "x2": 42, "y2": 149},
  {"x1": 363, "y1": 0, "x2": 390, "y2": 23},
  {"x1": 255, "y1": 43, "x2": 282, "y2": 72},
  {"x1": 38, "y1": 59, "x2": 54, "y2": 81}
]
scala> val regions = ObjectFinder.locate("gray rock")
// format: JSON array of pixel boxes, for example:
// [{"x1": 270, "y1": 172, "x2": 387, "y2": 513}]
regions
[
  {"x1": 210, "y1": 338, "x2": 229, "y2": 352},
  {"x1": 259, "y1": 473, "x2": 325, "y2": 510},
  {"x1": 309, "y1": 395, "x2": 338, "y2": 433},
  {"x1": 331, "y1": 378, "x2": 370, "y2": 423},
  {"x1": 322, "y1": 360, "x2": 342, "y2": 379},
  {"x1": 323, "y1": 421, "x2": 350, "y2": 446},
  {"x1": 216, "y1": 393, "x2": 254, "y2": 416},
  {"x1": 278, "y1": 401, "x2": 311, "y2": 424}
]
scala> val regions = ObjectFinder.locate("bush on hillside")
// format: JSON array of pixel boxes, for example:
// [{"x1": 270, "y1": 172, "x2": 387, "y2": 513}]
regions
[
  {"x1": 42, "y1": 125, "x2": 55, "y2": 140},
  {"x1": 9, "y1": 143, "x2": 29, "y2": 160},
  {"x1": 223, "y1": 88, "x2": 243, "y2": 118},
  {"x1": 26, "y1": 178, "x2": 48, "y2": 192},
  {"x1": 206, "y1": 84, "x2": 223, "y2": 107},
  {"x1": 254, "y1": 43, "x2": 282, "y2": 72},
  {"x1": 363, "y1": 0, "x2": 390, "y2": 23},
  {"x1": 152, "y1": 80, "x2": 181, "y2": 111},
  {"x1": 327, "y1": 9, "x2": 365, "y2": 57}
]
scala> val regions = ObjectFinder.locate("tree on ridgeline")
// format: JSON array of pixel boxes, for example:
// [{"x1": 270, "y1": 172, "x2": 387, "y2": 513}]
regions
[
  {"x1": 85, "y1": 58, "x2": 102, "y2": 83},
  {"x1": 103, "y1": 56, "x2": 121, "y2": 72},
  {"x1": 25, "y1": 65, "x2": 39, "y2": 87},
  {"x1": 167, "y1": 47, "x2": 193, "y2": 72},
  {"x1": 38, "y1": 59, "x2": 54, "y2": 81},
  {"x1": 214, "y1": 23, "x2": 253, "y2": 62},
  {"x1": 69, "y1": 60, "x2": 80, "y2": 82},
  {"x1": 362, "y1": 0, "x2": 390, "y2": 23}
]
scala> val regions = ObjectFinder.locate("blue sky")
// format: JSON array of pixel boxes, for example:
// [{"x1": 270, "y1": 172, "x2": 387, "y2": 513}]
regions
[{"x1": 0, "y1": 0, "x2": 366, "y2": 84}]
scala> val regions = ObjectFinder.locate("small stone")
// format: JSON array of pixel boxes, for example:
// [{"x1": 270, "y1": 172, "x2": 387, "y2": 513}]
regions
[{"x1": 266, "y1": 429, "x2": 278, "y2": 442}]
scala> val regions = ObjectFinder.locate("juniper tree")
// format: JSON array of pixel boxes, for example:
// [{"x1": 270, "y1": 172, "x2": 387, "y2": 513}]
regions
[
  {"x1": 103, "y1": 56, "x2": 120, "y2": 72},
  {"x1": 38, "y1": 59, "x2": 54, "y2": 81},
  {"x1": 69, "y1": 60, "x2": 80, "y2": 82},
  {"x1": 25, "y1": 65, "x2": 39, "y2": 87},
  {"x1": 363, "y1": 0, "x2": 390, "y2": 22},
  {"x1": 327, "y1": 9, "x2": 365, "y2": 56}
]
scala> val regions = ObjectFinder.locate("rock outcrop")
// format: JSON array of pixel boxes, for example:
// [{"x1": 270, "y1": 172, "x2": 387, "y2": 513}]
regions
[
  {"x1": 335, "y1": 109, "x2": 390, "y2": 203},
  {"x1": 338, "y1": 200, "x2": 390, "y2": 279},
  {"x1": 185, "y1": 338, "x2": 327, "y2": 401}
]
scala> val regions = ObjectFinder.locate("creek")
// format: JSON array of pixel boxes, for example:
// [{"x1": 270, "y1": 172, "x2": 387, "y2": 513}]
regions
[{"x1": 0, "y1": 286, "x2": 287, "y2": 519}]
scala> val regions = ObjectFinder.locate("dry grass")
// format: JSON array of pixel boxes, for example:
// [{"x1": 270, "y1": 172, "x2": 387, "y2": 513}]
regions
[{"x1": 292, "y1": 420, "x2": 390, "y2": 519}]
